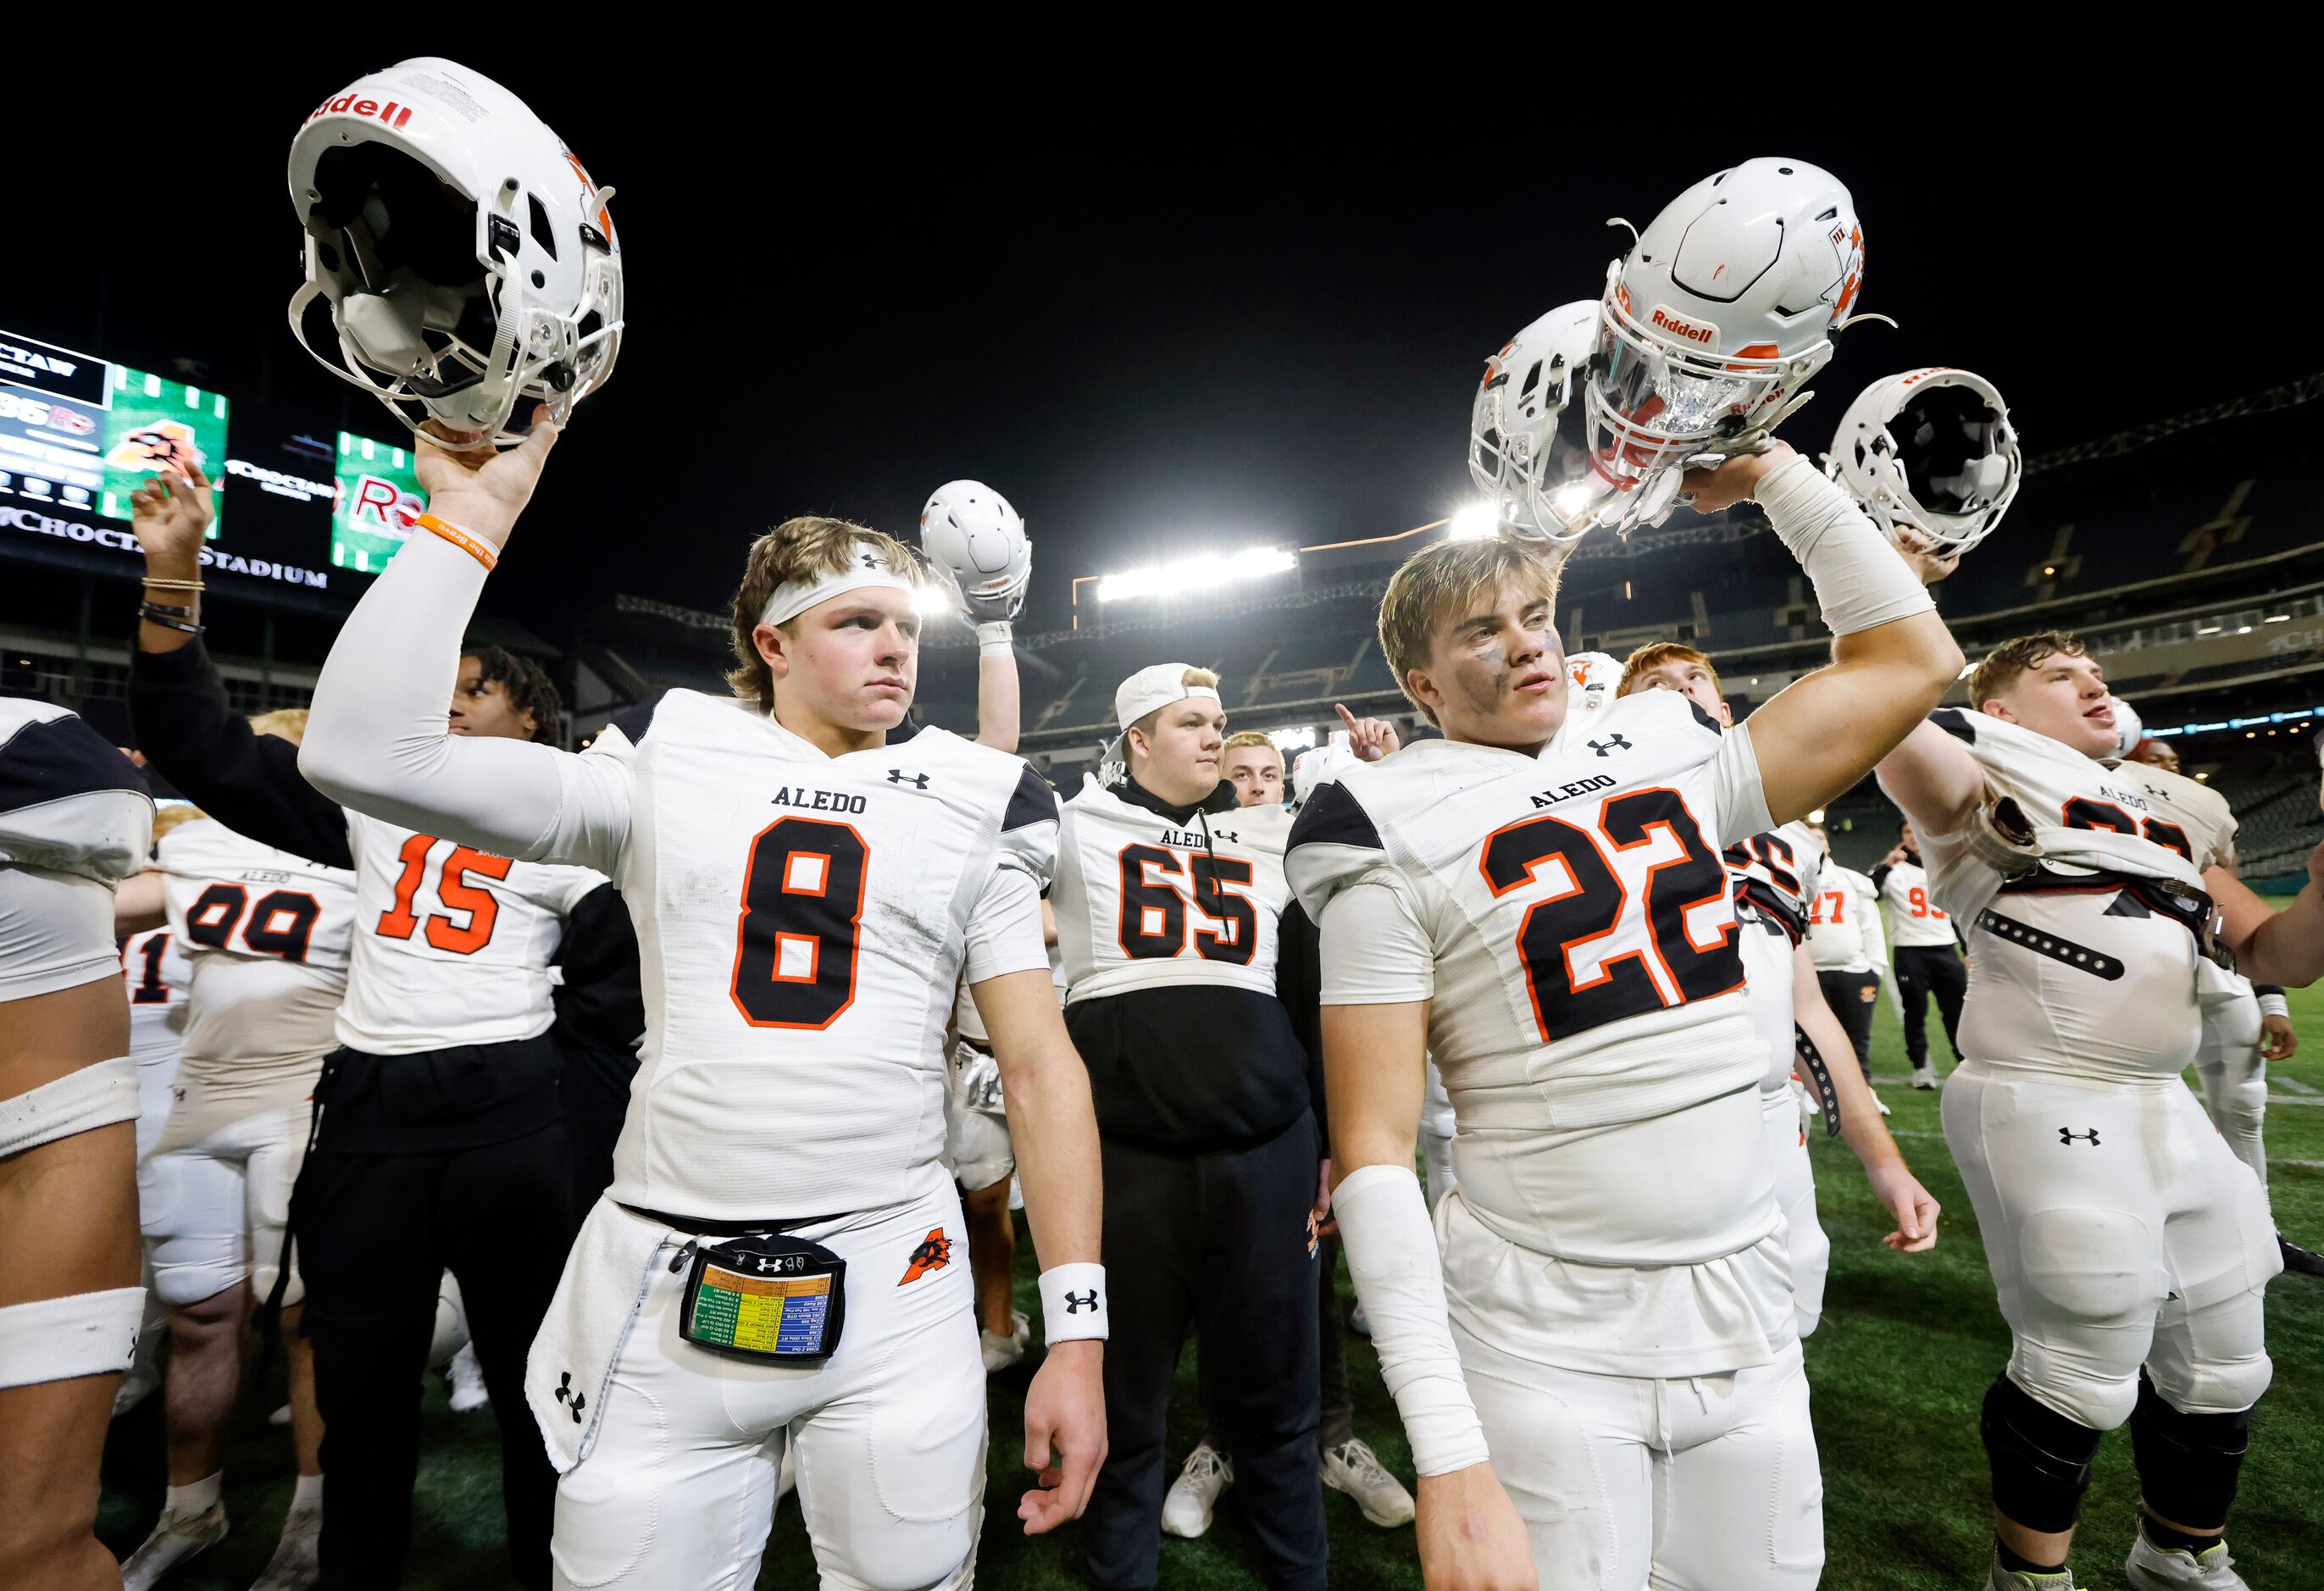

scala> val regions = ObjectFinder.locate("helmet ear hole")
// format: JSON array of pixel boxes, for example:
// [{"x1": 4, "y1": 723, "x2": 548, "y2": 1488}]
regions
[{"x1": 313, "y1": 141, "x2": 479, "y2": 289}]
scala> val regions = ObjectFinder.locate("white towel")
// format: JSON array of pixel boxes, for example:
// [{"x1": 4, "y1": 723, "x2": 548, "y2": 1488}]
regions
[{"x1": 526, "y1": 1198, "x2": 676, "y2": 1473}]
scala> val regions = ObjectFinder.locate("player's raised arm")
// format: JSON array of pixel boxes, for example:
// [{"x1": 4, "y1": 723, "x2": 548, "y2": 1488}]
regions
[
  {"x1": 298, "y1": 413, "x2": 627, "y2": 872},
  {"x1": 1691, "y1": 446, "x2": 1965, "y2": 825}
]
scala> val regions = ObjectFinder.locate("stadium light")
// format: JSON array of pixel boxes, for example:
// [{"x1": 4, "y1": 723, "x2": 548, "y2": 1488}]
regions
[
  {"x1": 1267, "y1": 724, "x2": 1319, "y2": 751},
  {"x1": 1096, "y1": 546, "x2": 1295, "y2": 602},
  {"x1": 1446, "y1": 503, "x2": 1499, "y2": 541},
  {"x1": 1552, "y1": 484, "x2": 1595, "y2": 520},
  {"x1": 912, "y1": 585, "x2": 955, "y2": 617},
  {"x1": 1808, "y1": 807, "x2": 1826, "y2": 823}
]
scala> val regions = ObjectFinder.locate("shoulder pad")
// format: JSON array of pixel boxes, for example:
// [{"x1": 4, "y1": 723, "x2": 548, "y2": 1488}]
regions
[
  {"x1": 1284, "y1": 778, "x2": 1389, "y2": 921},
  {"x1": 1002, "y1": 762, "x2": 1061, "y2": 834}
]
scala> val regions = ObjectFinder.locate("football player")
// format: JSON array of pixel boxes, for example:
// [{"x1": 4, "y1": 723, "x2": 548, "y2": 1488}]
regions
[
  {"x1": 1618, "y1": 643, "x2": 1942, "y2": 1341},
  {"x1": 1877, "y1": 631, "x2": 2283, "y2": 1589},
  {"x1": 0, "y1": 701, "x2": 154, "y2": 1591},
  {"x1": 1803, "y1": 823, "x2": 1889, "y2": 1082},
  {"x1": 119, "y1": 774, "x2": 356, "y2": 1591},
  {"x1": 295, "y1": 416, "x2": 1106, "y2": 1590},
  {"x1": 1873, "y1": 820, "x2": 1966, "y2": 1086},
  {"x1": 1050, "y1": 664, "x2": 1331, "y2": 1587},
  {"x1": 127, "y1": 465, "x2": 615, "y2": 1591},
  {"x1": 1222, "y1": 731, "x2": 1286, "y2": 809},
  {"x1": 1292, "y1": 419, "x2": 1963, "y2": 1589}
]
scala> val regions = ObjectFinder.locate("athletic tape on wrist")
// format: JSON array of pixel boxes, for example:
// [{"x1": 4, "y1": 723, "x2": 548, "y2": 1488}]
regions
[
  {"x1": 1334, "y1": 1163, "x2": 1490, "y2": 1476},
  {"x1": 1757, "y1": 456, "x2": 1936, "y2": 637},
  {"x1": 975, "y1": 620, "x2": 1014, "y2": 657},
  {"x1": 1039, "y1": 1262, "x2": 1108, "y2": 1343}
]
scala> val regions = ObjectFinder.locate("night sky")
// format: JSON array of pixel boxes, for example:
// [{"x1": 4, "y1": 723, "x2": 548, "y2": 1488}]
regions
[{"x1": 4, "y1": 49, "x2": 2293, "y2": 645}]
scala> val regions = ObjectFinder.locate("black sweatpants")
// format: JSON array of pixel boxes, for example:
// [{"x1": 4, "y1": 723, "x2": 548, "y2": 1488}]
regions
[
  {"x1": 295, "y1": 1121, "x2": 574, "y2": 1589},
  {"x1": 1893, "y1": 944, "x2": 1967, "y2": 1070},
  {"x1": 1816, "y1": 968, "x2": 1882, "y2": 1081},
  {"x1": 1197, "y1": 1229, "x2": 1354, "y2": 1452},
  {"x1": 557, "y1": 1041, "x2": 637, "y2": 1211},
  {"x1": 1087, "y1": 1115, "x2": 1327, "y2": 1591}
]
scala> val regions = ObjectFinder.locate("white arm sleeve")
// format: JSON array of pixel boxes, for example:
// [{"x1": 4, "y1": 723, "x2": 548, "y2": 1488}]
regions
[
  {"x1": 1713, "y1": 721, "x2": 1776, "y2": 848},
  {"x1": 963, "y1": 865, "x2": 1051, "y2": 985},
  {"x1": 1856, "y1": 873, "x2": 1889, "y2": 974},
  {"x1": 299, "y1": 531, "x2": 630, "y2": 873},
  {"x1": 1756, "y1": 455, "x2": 1937, "y2": 637},
  {"x1": 1317, "y1": 873, "x2": 1434, "y2": 1005},
  {"x1": 1334, "y1": 1163, "x2": 1489, "y2": 1476}
]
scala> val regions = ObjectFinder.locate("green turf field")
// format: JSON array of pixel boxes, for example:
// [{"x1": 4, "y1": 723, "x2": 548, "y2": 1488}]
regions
[{"x1": 98, "y1": 984, "x2": 2324, "y2": 1588}]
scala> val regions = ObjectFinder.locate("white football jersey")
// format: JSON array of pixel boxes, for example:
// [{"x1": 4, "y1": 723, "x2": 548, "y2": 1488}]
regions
[
  {"x1": 1725, "y1": 820, "x2": 1821, "y2": 946},
  {"x1": 567, "y1": 691, "x2": 1057, "y2": 1222},
  {"x1": 1806, "y1": 864, "x2": 1884, "y2": 976},
  {"x1": 0, "y1": 699, "x2": 153, "y2": 883},
  {"x1": 1053, "y1": 777, "x2": 1292, "y2": 1003},
  {"x1": 121, "y1": 925, "x2": 190, "y2": 1070},
  {"x1": 1288, "y1": 688, "x2": 1776, "y2": 1267},
  {"x1": 2105, "y1": 757, "x2": 2238, "y2": 873},
  {"x1": 160, "y1": 818, "x2": 358, "y2": 1097},
  {"x1": 332, "y1": 811, "x2": 605, "y2": 1055},
  {"x1": 1902, "y1": 707, "x2": 2219, "y2": 1080},
  {"x1": 1878, "y1": 857, "x2": 1955, "y2": 947}
]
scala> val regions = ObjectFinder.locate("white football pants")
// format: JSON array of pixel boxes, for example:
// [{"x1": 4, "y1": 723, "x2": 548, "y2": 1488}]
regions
[
  {"x1": 1761, "y1": 1088, "x2": 1828, "y2": 1339},
  {"x1": 1944, "y1": 1060, "x2": 2280, "y2": 1428},
  {"x1": 2194, "y1": 991, "x2": 2269, "y2": 1194},
  {"x1": 549, "y1": 1180, "x2": 986, "y2": 1591},
  {"x1": 137, "y1": 1098, "x2": 307, "y2": 1307},
  {"x1": 1454, "y1": 1320, "x2": 1823, "y2": 1590}
]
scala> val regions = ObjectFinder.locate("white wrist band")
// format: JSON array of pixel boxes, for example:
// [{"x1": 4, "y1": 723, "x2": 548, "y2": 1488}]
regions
[
  {"x1": 1334, "y1": 1163, "x2": 1489, "y2": 1476},
  {"x1": 1757, "y1": 456, "x2": 1936, "y2": 638},
  {"x1": 976, "y1": 620, "x2": 1014, "y2": 657},
  {"x1": 2258, "y1": 990, "x2": 2290, "y2": 1020},
  {"x1": 1039, "y1": 1262, "x2": 1107, "y2": 1343}
]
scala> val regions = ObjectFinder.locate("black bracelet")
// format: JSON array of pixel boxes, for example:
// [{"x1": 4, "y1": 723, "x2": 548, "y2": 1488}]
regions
[
  {"x1": 140, "y1": 600, "x2": 196, "y2": 618},
  {"x1": 139, "y1": 602, "x2": 202, "y2": 635}
]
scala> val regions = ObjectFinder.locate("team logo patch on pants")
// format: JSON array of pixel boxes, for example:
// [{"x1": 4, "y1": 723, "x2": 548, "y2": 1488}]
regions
[{"x1": 898, "y1": 1228, "x2": 951, "y2": 1285}]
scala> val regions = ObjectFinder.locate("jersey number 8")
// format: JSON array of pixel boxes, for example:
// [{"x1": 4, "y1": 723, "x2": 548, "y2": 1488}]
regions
[{"x1": 731, "y1": 818, "x2": 869, "y2": 1029}]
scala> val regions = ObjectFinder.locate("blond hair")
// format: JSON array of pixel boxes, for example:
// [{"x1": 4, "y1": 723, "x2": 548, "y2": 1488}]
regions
[
  {"x1": 247, "y1": 707, "x2": 310, "y2": 746},
  {"x1": 1617, "y1": 642, "x2": 1721, "y2": 700},
  {"x1": 1221, "y1": 729, "x2": 1279, "y2": 762},
  {"x1": 1969, "y1": 630, "x2": 2088, "y2": 710},
  {"x1": 726, "y1": 518, "x2": 925, "y2": 707},
  {"x1": 151, "y1": 804, "x2": 208, "y2": 844},
  {"x1": 1377, "y1": 538, "x2": 1563, "y2": 723}
]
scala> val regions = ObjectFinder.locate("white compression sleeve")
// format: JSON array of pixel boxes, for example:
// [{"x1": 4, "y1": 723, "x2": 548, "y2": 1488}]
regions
[
  {"x1": 300, "y1": 531, "x2": 627, "y2": 871},
  {"x1": 1334, "y1": 1162, "x2": 1489, "y2": 1476},
  {"x1": 1756, "y1": 456, "x2": 1937, "y2": 637}
]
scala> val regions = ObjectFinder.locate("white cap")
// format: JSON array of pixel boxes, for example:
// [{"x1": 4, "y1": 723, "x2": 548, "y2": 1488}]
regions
[{"x1": 1115, "y1": 662, "x2": 1218, "y2": 731}]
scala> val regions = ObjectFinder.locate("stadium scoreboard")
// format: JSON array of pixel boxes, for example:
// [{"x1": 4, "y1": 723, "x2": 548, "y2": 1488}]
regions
[{"x1": 0, "y1": 324, "x2": 426, "y2": 606}]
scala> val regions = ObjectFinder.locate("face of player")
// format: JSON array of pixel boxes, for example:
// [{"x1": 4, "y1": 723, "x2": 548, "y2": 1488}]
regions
[
  {"x1": 448, "y1": 657, "x2": 538, "y2": 741},
  {"x1": 1983, "y1": 650, "x2": 2116, "y2": 757},
  {"x1": 1412, "y1": 581, "x2": 1567, "y2": 752},
  {"x1": 2130, "y1": 739, "x2": 2181, "y2": 774},
  {"x1": 1898, "y1": 821, "x2": 1918, "y2": 856},
  {"x1": 1622, "y1": 657, "x2": 1732, "y2": 728},
  {"x1": 758, "y1": 589, "x2": 920, "y2": 738},
  {"x1": 1131, "y1": 699, "x2": 1226, "y2": 807},
  {"x1": 1807, "y1": 824, "x2": 1830, "y2": 855},
  {"x1": 1223, "y1": 746, "x2": 1284, "y2": 808}
]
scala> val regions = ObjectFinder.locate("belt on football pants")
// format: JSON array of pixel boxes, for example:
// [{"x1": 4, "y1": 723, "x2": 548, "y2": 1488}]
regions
[{"x1": 1973, "y1": 908, "x2": 2125, "y2": 979}]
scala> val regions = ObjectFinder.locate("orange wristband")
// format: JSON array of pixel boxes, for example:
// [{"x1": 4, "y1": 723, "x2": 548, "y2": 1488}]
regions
[{"x1": 415, "y1": 513, "x2": 498, "y2": 571}]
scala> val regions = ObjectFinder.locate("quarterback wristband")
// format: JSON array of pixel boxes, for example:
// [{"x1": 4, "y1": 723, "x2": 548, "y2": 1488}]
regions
[
  {"x1": 1334, "y1": 1163, "x2": 1490, "y2": 1476},
  {"x1": 415, "y1": 513, "x2": 499, "y2": 571},
  {"x1": 2258, "y1": 988, "x2": 2290, "y2": 1020},
  {"x1": 1756, "y1": 456, "x2": 1935, "y2": 637},
  {"x1": 1038, "y1": 1263, "x2": 1108, "y2": 1343},
  {"x1": 975, "y1": 620, "x2": 1014, "y2": 657}
]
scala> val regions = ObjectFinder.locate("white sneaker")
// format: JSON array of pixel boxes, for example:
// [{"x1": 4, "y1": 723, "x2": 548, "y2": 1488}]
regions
[
  {"x1": 1875, "y1": 1095, "x2": 1893, "y2": 1117},
  {"x1": 446, "y1": 1341, "x2": 490, "y2": 1412},
  {"x1": 119, "y1": 1502, "x2": 229, "y2": 1591},
  {"x1": 1321, "y1": 1437, "x2": 1415, "y2": 1527},
  {"x1": 1984, "y1": 1545, "x2": 2076, "y2": 1589},
  {"x1": 269, "y1": 1402, "x2": 292, "y2": 1427},
  {"x1": 2127, "y1": 1526, "x2": 2249, "y2": 1589},
  {"x1": 1911, "y1": 1065, "x2": 1939, "y2": 1089},
  {"x1": 980, "y1": 1311, "x2": 1030, "y2": 1375},
  {"x1": 1160, "y1": 1442, "x2": 1233, "y2": 1538},
  {"x1": 250, "y1": 1500, "x2": 322, "y2": 1591}
]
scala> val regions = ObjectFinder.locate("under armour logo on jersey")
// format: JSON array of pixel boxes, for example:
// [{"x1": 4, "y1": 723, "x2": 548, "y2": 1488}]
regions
[
  {"x1": 887, "y1": 769, "x2": 929, "y2": 789},
  {"x1": 554, "y1": 1371, "x2": 586, "y2": 1423},
  {"x1": 2059, "y1": 1128, "x2": 2100, "y2": 1146},
  {"x1": 1587, "y1": 735, "x2": 1632, "y2": 757},
  {"x1": 1064, "y1": 1290, "x2": 1100, "y2": 1314}
]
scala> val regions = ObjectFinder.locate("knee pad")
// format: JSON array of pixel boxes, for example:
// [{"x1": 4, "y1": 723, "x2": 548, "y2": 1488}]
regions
[
  {"x1": 0, "y1": 1056, "x2": 136, "y2": 1156},
  {"x1": 0, "y1": 1286, "x2": 146, "y2": 1389},
  {"x1": 2146, "y1": 1348, "x2": 2273, "y2": 1427},
  {"x1": 2130, "y1": 1372, "x2": 2253, "y2": 1531},
  {"x1": 1982, "y1": 1372, "x2": 2104, "y2": 1534},
  {"x1": 149, "y1": 1229, "x2": 247, "y2": 1306},
  {"x1": 2018, "y1": 1206, "x2": 2162, "y2": 1326}
]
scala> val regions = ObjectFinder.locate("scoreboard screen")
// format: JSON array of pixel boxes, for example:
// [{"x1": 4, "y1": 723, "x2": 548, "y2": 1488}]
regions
[{"x1": 331, "y1": 432, "x2": 425, "y2": 574}]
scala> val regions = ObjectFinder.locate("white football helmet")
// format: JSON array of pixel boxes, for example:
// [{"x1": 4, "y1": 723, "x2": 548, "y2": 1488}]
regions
[
  {"x1": 1585, "y1": 158, "x2": 1874, "y2": 530},
  {"x1": 1565, "y1": 650, "x2": 1622, "y2": 719},
  {"x1": 286, "y1": 58, "x2": 623, "y2": 449},
  {"x1": 1290, "y1": 738, "x2": 1362, "y2": 812},
  {"x1": 2108, "y1": 697, "x2": 2144, "y2": 762},
  {"x1": 920, "y1": 480, "x2": 1029, "y2": 621},
  {"x1": 1826, "y1": 369, "x2": 2019, "y2": 556},
  {"x1": 1469, "y1": 301, "x2": 1600, "y2": 544}
]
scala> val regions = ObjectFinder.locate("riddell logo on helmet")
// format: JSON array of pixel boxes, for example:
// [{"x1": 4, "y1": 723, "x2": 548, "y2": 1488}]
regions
[
  {"x1": 1648, "y1": 306, "x2": 1717, "y2": 346},
  {"x1": 309, "y1": 94, "x2": 414, "y2": 130}
]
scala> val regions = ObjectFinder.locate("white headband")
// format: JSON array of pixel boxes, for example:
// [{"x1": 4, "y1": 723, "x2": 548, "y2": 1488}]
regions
[{"x1": 758, "y1": 541, "x2": 916, "y2": 628}]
